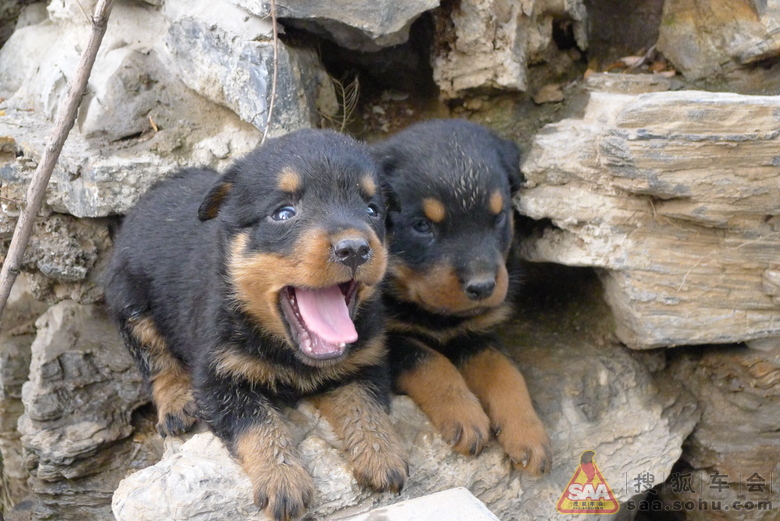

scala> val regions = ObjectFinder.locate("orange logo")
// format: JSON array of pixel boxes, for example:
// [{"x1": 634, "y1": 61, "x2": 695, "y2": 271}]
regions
[{"x1": 556, "y1": 450, "x2": 620, "y2": 514}]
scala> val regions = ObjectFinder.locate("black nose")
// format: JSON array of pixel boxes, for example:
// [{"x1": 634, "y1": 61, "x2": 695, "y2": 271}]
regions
[
  {"x1": 464, "y1": 279, "x2": 496, "y2": 301},
  {"x1": 333, "y1": 237, "x2": 371, "y2": 274}
]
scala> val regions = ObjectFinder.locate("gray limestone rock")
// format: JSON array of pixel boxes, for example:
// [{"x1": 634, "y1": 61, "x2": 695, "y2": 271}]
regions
[
  {"x1": 16, "y1": 300, "x2": 160, "y2": 520},
  {"x1": 652, "y1": 345, "x2": 780, "y2": 521},
  {"x1": 432, "y1": 0, "x2": 588, "y2": 98},
  {"x1": 0, "y1": 275, "x2": 49, "y2": 504},
  {"x1": 235, "y1": 0, "x2": 439, "y2": 51},
  {"x1": 516, "y1": 89, "x2": 780, "y2": 349},
  {"x1": 0, "y1": 0, "x2": 334, "y2": 218},
  {"x1": 657, "y1": 0, "x2": 780, "y2": 82}
]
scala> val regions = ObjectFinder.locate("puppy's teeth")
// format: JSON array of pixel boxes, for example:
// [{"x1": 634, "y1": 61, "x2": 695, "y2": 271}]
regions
[{"x1": 339, "y1": 343, "x2": 346, "y2": 348}]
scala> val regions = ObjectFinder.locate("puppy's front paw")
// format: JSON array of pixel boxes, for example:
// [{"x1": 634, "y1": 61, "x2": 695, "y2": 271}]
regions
[
  {"x1": 253, "y1": 462, "x2": 315, "y2": 521},
  {"x1": 496, "y1": 416, "x2": 552, "y2": 476},
  {"x1": 429, "y1": 391, "x2": 491, "y2": 457},
  {"x1": 156, "y1": 390, "x2": 198, "y2": 437},
  {"x1": 351, "y1": 431, "x2": 408, "y2": 493}
]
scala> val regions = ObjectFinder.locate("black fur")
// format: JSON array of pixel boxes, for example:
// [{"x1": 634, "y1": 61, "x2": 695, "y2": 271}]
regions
[
  {"x1": 104, "y1": 129, "x2": 406, "y2": 521},
  {"x1": 371, "y1": 119, "x2": 551, "y2": 475}
]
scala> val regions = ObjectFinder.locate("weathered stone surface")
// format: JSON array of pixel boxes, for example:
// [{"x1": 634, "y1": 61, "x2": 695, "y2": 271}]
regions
[
  {"x1": 0, "y1": 205, "x2": 113, "y2": 303},
  {"x1": 237, "y1": 0, "x2": 439, "y2": 51},
  {"x1": 657, "y1": 0, "x2": 780, "y2": 82},
  {"x1": 516, "y1": 89, "x2": 780, "y2": 349},
  {"x1": 651, "y1": 344, "x2": 780, "y2": 521},
  {"x1": 113, "y1": 272, "x2": 697, "y2": 521},
  {"x1": 0, "y1": 276, "x2": 48, "y2": 504},
  {"x1": 164, "y1": 1, "x2": 336, "y2": 135},
  {"x1": 0, "y1": 0, "x2": 334, "y2": 218},
  {"x1": 432, "y1": 0, "x2": 588, "y2": 98},
  {"x1": 17, "y1": 301, "x2": 160, "y2": 520}
]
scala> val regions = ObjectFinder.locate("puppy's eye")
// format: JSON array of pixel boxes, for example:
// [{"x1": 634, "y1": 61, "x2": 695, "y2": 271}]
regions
[
  {"x1": 272, "y1": 205, "x2": 296, "y2": 221},
  {"x1": 495, "y1": 210, "x2": 508, "y2": 227},
  {"x1": 411, "y1": 218, "x2": 432, "y2": 235},
  {"x1": 367, "y1": 203, "x2": 380, "y2": 218}
]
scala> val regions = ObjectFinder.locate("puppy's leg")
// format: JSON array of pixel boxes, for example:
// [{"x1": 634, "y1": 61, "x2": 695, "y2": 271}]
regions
[
  {"x1": 390, "y1": 335, "x2": 490, "y2": 456},
  {"x1": 458, "y1": 342, "x2": 551, "y2": 475},
  {"x1": 198, "y1": 372, "x2": 313, "y2": 521},
  {"x1": 126, "y1": 315, "x2": 198, "y2": 437},
  {"x1": 312, "y1": 378, "x2": 407, "y2": 493}
]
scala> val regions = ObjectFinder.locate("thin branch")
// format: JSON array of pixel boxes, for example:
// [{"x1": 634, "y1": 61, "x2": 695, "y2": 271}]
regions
[
  {"x1": 0, "y1": 0, "x2": 115, "y2": 319},
  {"x1": 260, "y1": 0, "x2": 278, "y2": 145}
]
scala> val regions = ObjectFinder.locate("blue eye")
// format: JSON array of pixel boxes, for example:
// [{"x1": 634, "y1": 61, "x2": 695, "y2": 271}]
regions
[
  {"x1": 496, "y1": 210, "x2": 507, "y2": 227},
  {"x1": 412, "y1": 218, "x2": 432, "y2": 235},
  {"x1": 367, "y1": 204, "x2": 380, "y2": 218},
  {"x1": 272, "y1": 206, "x2": 296, "y2": 221}
]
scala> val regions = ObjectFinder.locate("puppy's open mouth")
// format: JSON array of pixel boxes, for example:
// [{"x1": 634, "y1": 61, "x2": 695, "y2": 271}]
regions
[{"x1": 280, "y1": 280, "x2": 359, "y2": 360}]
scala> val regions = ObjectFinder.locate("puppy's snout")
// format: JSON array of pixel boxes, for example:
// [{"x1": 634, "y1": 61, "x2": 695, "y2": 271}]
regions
[
  {"x1": 333, "y1": 237, "x2": 371, "y2": 273},
  {"x1": 464, "y1": 278, "x2": 496, "y2": 301}
]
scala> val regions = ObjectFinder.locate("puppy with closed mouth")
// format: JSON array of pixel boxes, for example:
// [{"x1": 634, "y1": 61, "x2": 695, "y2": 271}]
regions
[
  {"x1": 104, "y1": 129, "x2": 407, "y2": 521},
  {"x1": 371, "y1": 119, "x2": 551, "y2": 476}
]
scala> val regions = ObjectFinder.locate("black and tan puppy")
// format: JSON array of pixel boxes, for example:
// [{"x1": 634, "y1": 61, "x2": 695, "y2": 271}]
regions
[
  {"x1": 371, "y1": 119, "x2": 551, "y2": 475},
  {"x1": 103, "y1": 130, "x2": 407, "y2": 521}
]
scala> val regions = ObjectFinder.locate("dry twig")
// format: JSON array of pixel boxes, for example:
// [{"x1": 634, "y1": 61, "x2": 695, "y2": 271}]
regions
[
  {"x1": 260, "y1": 0, "x2": 278, "y2": 145},
  {"x1": 0, "y1": 0, "x2": 115, "y2": 319}
]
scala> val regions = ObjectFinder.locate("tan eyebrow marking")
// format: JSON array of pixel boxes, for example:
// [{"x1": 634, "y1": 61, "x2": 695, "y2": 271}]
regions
[{"x1": 422, "y1": 198, "x2": 446, "y2": 223}]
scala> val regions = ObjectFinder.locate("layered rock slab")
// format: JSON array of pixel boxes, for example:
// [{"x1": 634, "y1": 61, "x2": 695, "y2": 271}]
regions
[
  {"x1": 517, "y1": 89, "x2": 780, "y2": 349},
  {"x1": 15, "y1": 301, "x2": 161, "y2": 521}
]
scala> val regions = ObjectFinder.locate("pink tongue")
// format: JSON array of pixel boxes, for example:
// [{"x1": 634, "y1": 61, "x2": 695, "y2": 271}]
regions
[{"x1": 295, "y1": 285, "x2": 358, "y2": 347}]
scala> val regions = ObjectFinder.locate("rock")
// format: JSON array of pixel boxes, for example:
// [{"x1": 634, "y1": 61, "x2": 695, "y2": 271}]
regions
[
  {"x1": 0, "y1": 275, "x2": 49, "y2": 504},
  {"x1": 653, "y1": 345, "x2": 780, "y2": 521},
  {"x1": 532, "y1": 83, "x2": 564, "y2": 104},
  {"x1": 113, "y1": 270, "x2": 697, "y2": 521},
  {"x1": 657, "y1": 0, "x2": 780, "y2": 82},
  {"x1": 17, "y1": 301, "x2": 160, "y2": 521},
  {"x1": 516, "y1": 89, "x2": 780, "y2": 349},
  {"x1": 0, "y1": 208, "x2": 112, "y2": 303},
  {"x1": 164, "y1": 1, "x2": 336, "y2": 135},
  {"x1": 236, "y1": 0, "x2": 440, "y2": 52},
  {"x1": 0, "y1": 109, "x2": 259, "y2": 218},
  {"x1": 0, "y1": 0, "x2": 335, "y2": 217},
  {"x1": 431, "y1": 0, "x2": 588, "y2": 98},
  {"x1": 340, "y1": 487, "x2": 500, "y2": 521}
]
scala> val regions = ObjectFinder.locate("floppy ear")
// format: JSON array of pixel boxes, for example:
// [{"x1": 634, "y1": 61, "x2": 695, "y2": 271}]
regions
[
  {"x1": 198, "y1": 174, "x2": 234, "y2": 221},
  {"x1": 380, "y1": 176, "x2": 401, "y2": 214},
  {"x1": 496, "y1": 138, "x2": 524, "y2": 195},
  {"x1": 370, "y1": 144, "x2": 402, "y2": 214}
]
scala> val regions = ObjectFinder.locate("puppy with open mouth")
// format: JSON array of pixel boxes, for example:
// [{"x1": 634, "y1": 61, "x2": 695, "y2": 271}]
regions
[{"x1": 104, "y1": 129, "x2": 407, "y2": 521}]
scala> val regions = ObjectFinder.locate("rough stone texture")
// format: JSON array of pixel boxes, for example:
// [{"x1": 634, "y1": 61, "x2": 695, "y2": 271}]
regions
[
  {"x1": 653, "y1": 344, "x2": 780, "y2": 521},
  {"x1": 0, "y1": 210, "x2": 111, "y2": 303},
  {"x1": 237, "y1": 0, "x2": 440, "y2": 52},
  {"x1": 16, "y1": 301, "x2": 160, "y2": 521},
  {"x1": 0, "y1": 0, "x2": 334, "y2": 218},
  {"x1": 516, "y1": 89, "x2": 780, "y2": 349},
  {"x1": 657, "y1": 0, "x2": 780, "y2": 82},
  {"x1": 113, "y1": 271, "x2": 697, "y2": 521},
  {"x1": 432, "y1": 0, "x2": 588, "y2": 98},
  {"x1": 0, "y1": 276, "x2": 49, "y2": 504}
]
